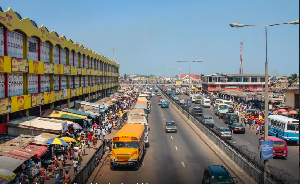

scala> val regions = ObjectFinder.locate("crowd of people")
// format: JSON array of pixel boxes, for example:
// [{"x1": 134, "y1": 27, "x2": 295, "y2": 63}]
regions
[{"x1": 12, "y1": 90, "x2": 138, "y2": 184}]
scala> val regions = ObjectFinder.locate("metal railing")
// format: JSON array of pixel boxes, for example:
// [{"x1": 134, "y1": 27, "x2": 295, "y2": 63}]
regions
[
  {"x1": 72, "y1": 140, "x2": 106, "y2": 184},
  {"x1": 159, "y1": 88, "x2": 297, "y2": 184}
]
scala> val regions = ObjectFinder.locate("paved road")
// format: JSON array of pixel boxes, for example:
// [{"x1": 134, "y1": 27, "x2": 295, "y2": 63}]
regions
[
  {"x1": 176, "y1": 93, "x2": 299, "y2": 181},
  {"x1": 92, "y1": 96, "x2": 251, "y2": 184}
]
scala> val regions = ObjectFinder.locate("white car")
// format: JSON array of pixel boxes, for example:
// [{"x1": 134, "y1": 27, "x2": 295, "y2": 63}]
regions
[{"x1": 191, "y1": 96, "x2": 196, "y2": 103}]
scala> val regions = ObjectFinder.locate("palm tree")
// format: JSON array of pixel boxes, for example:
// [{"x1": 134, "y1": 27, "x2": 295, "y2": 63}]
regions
[{"x1": 288, "y1": 73, "x2": 299, "y2": 87}]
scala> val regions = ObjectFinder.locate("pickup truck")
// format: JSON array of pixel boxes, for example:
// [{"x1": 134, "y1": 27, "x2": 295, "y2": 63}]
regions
[{"x1": 161, "y1": 100, "x2": 169, "y2": 108}]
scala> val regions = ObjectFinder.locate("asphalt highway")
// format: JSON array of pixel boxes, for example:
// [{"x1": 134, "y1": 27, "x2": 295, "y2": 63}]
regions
[
  {"x1": 92, "y1": 96, "x2": 252, "y2": 184},
  {"x1": 176, "y1": 94, "x2": 299, "y2": 182}
]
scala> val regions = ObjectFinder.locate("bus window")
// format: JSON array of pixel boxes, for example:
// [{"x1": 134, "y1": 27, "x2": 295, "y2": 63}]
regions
[{"x1": 287, "y1": 123, "x2": 298, "y2": 131}]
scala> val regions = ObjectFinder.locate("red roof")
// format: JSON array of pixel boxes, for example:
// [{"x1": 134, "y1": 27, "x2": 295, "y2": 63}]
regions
[
  {"x1": 179, "y1": 74, "x2": 201, "y2": 80},
  {"x1": 5, "y1": 150, "x2": 34, "y2": 161},
  {"x1": 24, "y1": 145, "x2": 48, "y2": 159}
]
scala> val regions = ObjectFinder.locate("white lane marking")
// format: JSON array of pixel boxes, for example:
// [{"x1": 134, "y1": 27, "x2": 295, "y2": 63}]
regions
[
  {"x1": 162, "y1": 115, "x2": 164, "y2": 116},
  {"x1": 171, "y1": 136, "x2": 173, "y2": 139},
  {"x1": 175, "y1": 146, "x2": 178, "y2": 150},
  {"x1": 164, "y1": 119, "x2": 166, "y2": 121},
  {"x1": 182, "y1": 162, "x2": 185, "y2": 168}
]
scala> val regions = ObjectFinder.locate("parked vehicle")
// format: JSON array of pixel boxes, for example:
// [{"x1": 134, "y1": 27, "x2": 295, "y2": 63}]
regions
[
  {"x1": 216, "y1": 127, "x2": 232, "y2": 139},
  {"x1": 228, "y1": 123, "x2": 245, "y2": 134},
  {"x1": 202, "y1": 165, "x2": 237, "y2": 184},
  {"x1": 165, "y1": 121, "x2": 177, "y2": 133},
  {"x1": 228, "y1": 107, "x2": 234, "y2": 113}
]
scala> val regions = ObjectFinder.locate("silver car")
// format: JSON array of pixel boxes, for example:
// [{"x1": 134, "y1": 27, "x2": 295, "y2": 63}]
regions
[
  {"x1": 217, "y1": 127, "x2": 232, "y2": 139},
  {"x1": 204, "y1": 118, "x2": 214, "y2": 128}
]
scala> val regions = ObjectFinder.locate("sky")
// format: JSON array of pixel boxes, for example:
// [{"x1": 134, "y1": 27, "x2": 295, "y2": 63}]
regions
[{"x1": 1, "y1": 0, "x2": 298, "y2": 76}]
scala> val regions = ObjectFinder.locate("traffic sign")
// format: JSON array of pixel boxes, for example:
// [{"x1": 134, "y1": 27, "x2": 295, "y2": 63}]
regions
[{"x1": 260, "y1": 141, "x2": 273, "y2": 160}]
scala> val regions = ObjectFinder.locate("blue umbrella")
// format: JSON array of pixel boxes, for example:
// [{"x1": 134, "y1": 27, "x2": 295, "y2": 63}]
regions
[{"x1": 44, "y1": 138, "x2": 68, "y2": 146}]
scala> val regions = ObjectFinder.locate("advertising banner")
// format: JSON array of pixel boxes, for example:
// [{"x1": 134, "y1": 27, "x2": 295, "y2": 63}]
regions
[
  {"x1": 31, "y1": 93, "x2": 44, "y2": 107},
  {"x1": 64, "y1": 65, "x2": 70, "y2": 75},
  {"x1": 11, "y1": 58, "x2": 28, "y2": 72},
  {"x1": 11, "y1": 95, "x2": 31, "y2": 113},
  {"x1": 77, "y1": 68, "x2": 82, "y2": 75},
  {"x1": 260, "y1": 141, "x2": 274, "y2": 160},
  {"x1": 44, "y1": 62, "x2": 54, "y2": 74},
  {"x1": 44, "y1": 91, "x2": 55, "y2": 104},
  {"x1": 86, "y1": 69, "x2": 90, "y2": 75},
  {"x1": 55, "y1": 90, "x2": 63, "y2": 101},
  {"x1": 71, "y1": 89, "x2": 76, "y2": 97},
  {"x1": 0, "y1": 55, "x2": 12, "y2": 73},
  {"x1": 82, "y1": 68, "x2": 87, "y2": 75},
  {"x1": 0, "y1": 98, "x2": 11, "y2": 115},
  {"x1": 90, "y1": 69, "x2": 94, "y2": 76},
  {"x1": 82, "y1": 87, "x2": 87, "y2": 94},
  {"x1": 63, "y1": 89, "x2": 70, "y2": 99},
  {"x1": 87, "y1": 86, "x2": 91, "y2": 94},
  {"x1": 28, "y1": 60, "x2": 39, "y2": 74}
]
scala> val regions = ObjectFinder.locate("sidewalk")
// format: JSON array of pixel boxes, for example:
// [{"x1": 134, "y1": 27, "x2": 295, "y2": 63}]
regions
[{"x1": 45, "y1": 128, "x2": 118, "y2": 184}]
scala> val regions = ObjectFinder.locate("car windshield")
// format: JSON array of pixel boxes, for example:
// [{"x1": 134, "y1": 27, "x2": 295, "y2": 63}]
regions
[
  {"x1": 204, "y1": 116, "x2": 213, "y2": 119},
  {"x1": 221, "y1": 128, "x2": 231, "y2": 132},
  {"x1": 205, "y1": 119, "x2": 214, "y2": 122},
  {"x1": 233, "y1": 123, "x2": 243, "y2": 127},
  {"x1": 113, "y1": 142, "x2": 139, "y2": 149},
  {"x1": 273, "y1": 141, "x2": 286, "y2": 148},
  {"x1": 219, "y1": 105, "x2": 228, "y2": 109},
  {"x1": 166, "y1": 122, "x2": 176, "y2": 126}
]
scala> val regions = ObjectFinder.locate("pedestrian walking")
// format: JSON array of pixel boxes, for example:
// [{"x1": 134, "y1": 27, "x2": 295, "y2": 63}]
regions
[
  {"x1": 73, "y1": 158, "x2": 79, "y2": 175},
  {"x1": 102, "y1": 127, "x2": 106, "y2": 140},
  {"x1": 97, "y1": 127, "x2": 101, "y2": 140},
  {"x1": 81, "y1": 141, "x2": 86, "y2": 156},
  {"x1": 87, "y1": 132, "x2": 92, "y2": 149},
  {"x1": 256, "y1": 125, "x2": 260, "y2": 135},
  {"x1": 63, "y1": 170, "x2": 71, "y2": 184}
]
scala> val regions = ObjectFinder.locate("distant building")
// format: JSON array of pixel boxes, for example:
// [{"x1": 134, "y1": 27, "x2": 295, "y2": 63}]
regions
[
  {"x1": 283, "y1": 83, "x2": 299, "y2": 109},
  {"x1": 179, "y1": 74, "x2": 202, "y2": 83},
  {"x1": 202, "y1": 74, "x2": 270, "y2": 92}
]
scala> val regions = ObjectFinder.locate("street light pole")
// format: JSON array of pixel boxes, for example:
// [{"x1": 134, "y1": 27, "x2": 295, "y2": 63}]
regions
[{"x1": 229, "y1": 19, "x2": 299, "y2": 184}]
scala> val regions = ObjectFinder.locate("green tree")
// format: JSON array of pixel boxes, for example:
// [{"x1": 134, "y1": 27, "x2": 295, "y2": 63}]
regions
[{"x1": 288, "y1": 73, "x2": 299, "y2": 86}]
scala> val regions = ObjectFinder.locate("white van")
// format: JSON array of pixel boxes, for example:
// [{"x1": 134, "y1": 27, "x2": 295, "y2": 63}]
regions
[
  {"x1": 222, "y1": 100, "x2": 234, "y2": 108},
  {"x1": 202, "y1": 99, "x2": 211, "y2": 108}
]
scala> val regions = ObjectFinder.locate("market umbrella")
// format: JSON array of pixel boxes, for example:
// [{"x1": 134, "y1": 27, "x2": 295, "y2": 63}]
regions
[
  {"x1": 0, "y1": 168, "x2": 16, "y2": 183},
  {"x1": 277, "y1": 109, "x2": 287, "y2": 113},
  {"x1": 288, "y1": 110, "x2": 297, "y2": 115},
  {"x1": 281, "y1": 111, "x2": 288, "y2": 115},
  {"x1": 69, "y1": 123, "x2": 82, "y2": 130},
  {"x1": 60, "y1": 137, "x2": 77, "y2": 143},
  {"x1": 44, "y1": 138, "x2": 68, "y2": 146}
]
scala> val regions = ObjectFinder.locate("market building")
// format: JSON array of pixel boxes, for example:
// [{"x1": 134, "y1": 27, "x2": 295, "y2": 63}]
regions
[
  {"x1": 202, "y1": 74, "x2": 270, "y2": 92},
  {"x1": 0, "y1": 7, "x2": 120, "y2": 134}
]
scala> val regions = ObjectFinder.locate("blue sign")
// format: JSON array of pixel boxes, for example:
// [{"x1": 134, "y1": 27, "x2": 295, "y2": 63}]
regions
[
  {"x1": 260, "y1": 141, "x2": 274, "y2": 160},
  {"x1": 187, "y1": 99, "x2": 192, "y2": 107}
]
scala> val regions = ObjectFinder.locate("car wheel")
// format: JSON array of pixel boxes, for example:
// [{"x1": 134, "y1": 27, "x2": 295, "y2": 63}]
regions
[
  {"x1": 134, "y1": 162, "x2": 140, "y2": 171},
  {"x1": 110, "y1": 164, "x2": 115, "y2": 170}
]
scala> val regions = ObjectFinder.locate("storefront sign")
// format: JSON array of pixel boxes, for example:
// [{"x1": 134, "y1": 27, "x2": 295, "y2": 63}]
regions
[
  {"x1": 11, "y1": 95, "x2": 31, "y2": 113},
  {"x1": 28, "y1": 60, "x2": 42, "y2": 74},
  {"x1": 0, "y1": 55, "x2": 12, "y2": 73},
  {"x1": 11, "y1": 58, "x2": 28, "y2": 72},
  {"x1": 71, "y1": 89, "x2": 76, "y2": 97},
  {"x1": 44, "y1": 62, "x2": 54, "y2": 74},
  {"x1": 82, "y1": 68, "x2": 87, "y2": 75},
  {"x1": 55, "y1": 90, "x2": 63, "y2": 101},
  {"x1": 31, "y1": 93, "x2": 44, "y2": 107},
  {"x1": 44, "y1": 91, "x2": 55, "y2": 104},
  {"x1": 82, "y1": 87, "x2": 87, "y2": 94},
  {"x1": 63, "y1": 89, "x2": 70, "y2": 99},
  {"x1": 86, "y1": 69, "x2": 90, "y2": 75},
  {"x1": 0, "y1": 98, "x2": 11, "y2": 115},
  {"x1": 64, "y1": 65, "x2": 70, "y2": 75},
  {"x1": 77, "y1": 68, "x2": 82, "y2": 75},
  {"x1": 90, "y1": 69, "x2": 94, "y2": 76}
]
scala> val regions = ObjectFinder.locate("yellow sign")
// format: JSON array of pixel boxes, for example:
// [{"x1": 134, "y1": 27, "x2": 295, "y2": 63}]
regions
[
  {"x1": 87, "y1": 86, "x2": 91, "y2": 93},
  {"x1": 82, "y1": 87, "x2": 87, "y2": 94},
  {"x1": 0, "y1": 55, "x2": 12, "y2": 73},
  {"x1": 79, "y1": 87, "x2": 83, "y2": 95},
  {"x1": 31, "y1": 93, "x2": 44, "y2": 107},
  {"x1": 176, "y1": 81, "x2": 183, "y2": 86},
  {"x1": 28, "y1": 60, "x2": 41, "y2": 74},
  {"x1": 0, "y1": 98, "x2": 11, "y2": 115},
  {"x1": 63, "y1": 89, "x2": 70, "y2": 99},
  {"x1": 64, "y1": 65, "x2": 70, "y2": 75},
  {"x1": 90, "y1": 69, "x2": 94, "y2": 76},
  {"x1": 82, "y1": 68, "x2": 87, "y2": 75},
  {"x1": 44, "y1": 91, "x2": 55, "y2": 104},
  {"x1": 77, "y1": 68, "x2": 82, "y2": 75},
  {"x1": 71, "y1": 66, "x2": 77, "y2": 75},
  {"x1": 11, "y1": 95, "x2": 31, "y2": 113},
  {"x1": 71, "y1": 89, "x2": 76, "y2": 97},
  {"x1": 44, "y1": 62, "x2": 54, "y2": 74},
  {"x1": 55, "y1": 90, "x2": 63, "y2": 101},
  {"x1": 11, "y1": 58, "x2": 28, "y2": 72}
]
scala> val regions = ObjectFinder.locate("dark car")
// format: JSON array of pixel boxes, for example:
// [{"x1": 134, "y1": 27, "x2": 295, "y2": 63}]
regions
[
  {"x1": 228, "y1": 123, "x2": 245, "y2": 134},
  {"x1": 223, "y1": 113, "x2": 239, "y2": 125},
  {"x1": 165, "y1": 121, "x2": 177, "y2": 133},
  {"x1": 192, "y1": 106, "x2": 203, "y2": 116},
  {"x1": 202, "y1": 165, "x2": 237, "y2": 184}
]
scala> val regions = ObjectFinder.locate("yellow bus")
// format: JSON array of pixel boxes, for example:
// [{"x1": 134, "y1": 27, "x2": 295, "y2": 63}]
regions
[{"x1": 110, "y1": 124, "x2": 146, "y2": 170}]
